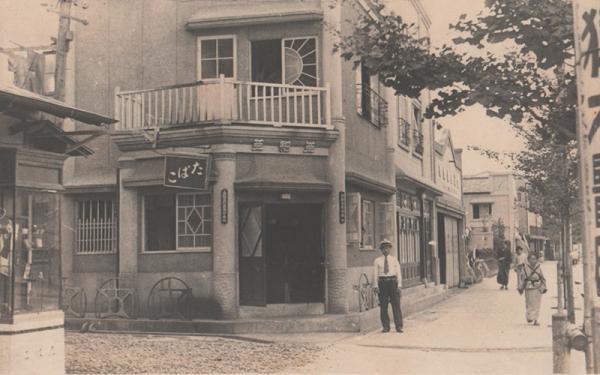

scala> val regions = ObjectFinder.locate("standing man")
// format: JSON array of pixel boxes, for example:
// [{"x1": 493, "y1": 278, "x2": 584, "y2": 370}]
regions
[{"x1": 373, "y1": 239, "x2": 403, "y2": 333}]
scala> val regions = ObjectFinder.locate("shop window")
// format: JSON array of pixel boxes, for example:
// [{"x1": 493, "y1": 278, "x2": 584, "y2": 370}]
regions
[
  {"x1": 176, "y1": 193, "x2": 212, "y2": 250},
  {"x1": 0, "y1": 189, "x2": 61, "y2": 319},
  {"x1": 145, "y1": 193, "x2": 212, "y2": 252},
  {"x1": 197, "y1": 36, "x2": 235, "y2": 80},
  {"x1": 76, "y1": 198, "x2": 117, "y2": 254},
  {"x1": 361, "y1": 199, "x2": 375, "y2": 249}
]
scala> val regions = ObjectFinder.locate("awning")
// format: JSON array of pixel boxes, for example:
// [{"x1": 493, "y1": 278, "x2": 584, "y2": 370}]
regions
[
  {"x1": 9, "y1": 120, "x2": 94, "y2": 157},
  {"x1": 186, "y1": 2, "x2": 323, "y2": 30},
  {"x1": 0, "y1": 85, "x2": 116, "y2": 125}
]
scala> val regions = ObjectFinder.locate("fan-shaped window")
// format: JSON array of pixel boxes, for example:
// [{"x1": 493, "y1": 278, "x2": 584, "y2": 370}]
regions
[{"x1": 283, "y1": 37, "x2": 317, "y2": 86}]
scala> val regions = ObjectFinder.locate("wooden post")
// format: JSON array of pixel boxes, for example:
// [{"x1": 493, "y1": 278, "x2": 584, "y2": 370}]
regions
[
  {"x1": 54, "y1": 0, "x2": 72, "y2": 101},
  {"x1": 557, "y1": 259, "x2": 564, "y2": 311},
  {"x1": 553, "y1": 312, "x2": 571, "y2": 373},
  {"x1": 218, "y1": 74, "x2": 230, "y2": 124}
]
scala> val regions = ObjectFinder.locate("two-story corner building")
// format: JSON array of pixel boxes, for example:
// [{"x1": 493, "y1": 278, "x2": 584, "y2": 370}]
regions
[
  {"x1": 58, "y1": 0, "x2": 460, "y2": 322},
  {"x1": 463, "y1": 172, "x2": 518, "y2": 254}
]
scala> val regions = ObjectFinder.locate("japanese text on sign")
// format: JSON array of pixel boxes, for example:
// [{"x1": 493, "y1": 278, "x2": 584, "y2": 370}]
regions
[{"x1": 164, "y1": 155, "x2": 209, "y2": 190}]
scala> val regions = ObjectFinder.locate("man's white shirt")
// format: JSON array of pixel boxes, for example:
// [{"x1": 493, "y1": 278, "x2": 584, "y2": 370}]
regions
[{"x1": 373, "y1": 254, "x2": 402, "y2": 287}]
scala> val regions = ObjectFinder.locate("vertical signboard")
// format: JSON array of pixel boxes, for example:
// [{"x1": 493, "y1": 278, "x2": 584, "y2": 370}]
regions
[{"x1": 573, "y1": 0, "x2": 600, "y2": 298}]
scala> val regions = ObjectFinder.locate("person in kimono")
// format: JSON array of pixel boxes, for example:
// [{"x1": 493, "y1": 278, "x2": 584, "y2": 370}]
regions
[
  {"x1": 518, "y1": 252, "x2": 547, "y2": 326},
  {"x1": 496, "y1": 241, "x2": 512, "y2": 290}
]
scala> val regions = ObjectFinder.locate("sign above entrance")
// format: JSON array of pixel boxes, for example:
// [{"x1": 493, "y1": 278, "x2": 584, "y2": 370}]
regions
[{"x1": 163, "y1": 155, "x2": 210, "y2": 190}]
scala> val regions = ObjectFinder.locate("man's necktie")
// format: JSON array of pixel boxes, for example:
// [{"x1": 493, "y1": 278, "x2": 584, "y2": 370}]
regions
[{"x1": 384, "y1": 255, "x2": 389, "y2": 274}]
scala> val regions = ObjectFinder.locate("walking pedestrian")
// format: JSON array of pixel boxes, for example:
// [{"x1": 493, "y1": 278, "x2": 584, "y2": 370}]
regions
[
  {"x1": 518, "y1": 253, "x2": 547, "y2": 326},
  {"x1": 496, "y1": 241, "x2": 512, "y2": 290},
  {"x1": 373, "y1": 239, "x2": 403, "y2": 333}
]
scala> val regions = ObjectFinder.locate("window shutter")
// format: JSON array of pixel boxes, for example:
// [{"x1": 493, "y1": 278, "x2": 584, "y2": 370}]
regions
[
  {"x1": 355, "y1": 65, "x2": 363, "y2": 116},
  {"x1": 378, "y1": 202, "x2": 395, "y2": 243},
  {"x1": 346, "y1": 193, "x2": 361, "y2": 243}
]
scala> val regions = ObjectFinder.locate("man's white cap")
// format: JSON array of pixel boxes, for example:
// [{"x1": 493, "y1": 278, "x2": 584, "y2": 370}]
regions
[{"x1": 379, "y1": 239, "x2": 393, "y2": 248}]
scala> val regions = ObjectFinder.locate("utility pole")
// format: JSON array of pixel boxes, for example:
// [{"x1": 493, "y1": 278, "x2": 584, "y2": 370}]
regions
[
  {"x1": 571, "y1": 0, "x2": 600, "y2": 372},
  {"x1": 53, "y1": 0, "x2": 73, "y2": 102}
]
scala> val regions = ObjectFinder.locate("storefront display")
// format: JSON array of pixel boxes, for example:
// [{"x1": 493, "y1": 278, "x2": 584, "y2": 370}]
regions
[{"x1": 0, "y1": 186, "x2": 60, "y2": 320}]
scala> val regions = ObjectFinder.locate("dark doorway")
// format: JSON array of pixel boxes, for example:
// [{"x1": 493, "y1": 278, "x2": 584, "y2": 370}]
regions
[
  {"x1": 437, "y1": 213, "x2": 447, "y2": 285},
  {"x1": 265, "y1": 204, "x2": 324, "y2": 304}
]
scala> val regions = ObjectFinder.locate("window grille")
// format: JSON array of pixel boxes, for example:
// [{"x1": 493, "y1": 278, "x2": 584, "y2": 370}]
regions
[{"x1": 76, "y1": 199, "x2": 117, "y2": 254}]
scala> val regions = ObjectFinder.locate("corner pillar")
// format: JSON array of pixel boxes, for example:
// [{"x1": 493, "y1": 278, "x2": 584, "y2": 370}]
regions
[
  {"x1": 212, "y1": 151, "x2": 237, "y2": 319},
  {"x1": 117, "y1": 163, "x2": 139, "y2": 287}
]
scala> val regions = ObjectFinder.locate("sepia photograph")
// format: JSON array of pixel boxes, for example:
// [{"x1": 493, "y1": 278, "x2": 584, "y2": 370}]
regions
[{"x1": 0, "y1": 0, "x2": 598, "y2": 373}]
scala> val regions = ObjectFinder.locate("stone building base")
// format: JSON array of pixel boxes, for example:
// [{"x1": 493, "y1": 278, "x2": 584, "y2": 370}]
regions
[{"x1": 0, "y1": 310, "x2": 65, "y2": 375}]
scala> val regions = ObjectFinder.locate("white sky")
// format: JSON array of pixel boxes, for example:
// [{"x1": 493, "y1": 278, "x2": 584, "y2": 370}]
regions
[
  {"x1": 1, "y1": 0, "x2": 522, "y2": 175},
  {"x1": 422, "y1": 0, "x2": 523, "y2": 175}
]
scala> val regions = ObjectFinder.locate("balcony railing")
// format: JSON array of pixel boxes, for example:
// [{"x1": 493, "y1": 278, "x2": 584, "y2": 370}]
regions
[
  {"x1": 413, "y1": 127, "x2": 424, "y2": 155},
  {"x1": 114, "y1": 77, "x2": 331, "y2": 130},
  {"x1": 356, "y1": 84, "x2": 388, "y2": 128}
]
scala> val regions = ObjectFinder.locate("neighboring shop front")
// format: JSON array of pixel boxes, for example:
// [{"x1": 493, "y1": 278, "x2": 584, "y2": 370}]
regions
[{"x1": 0, "y1": 84, "x2": 114, "y2": 374}]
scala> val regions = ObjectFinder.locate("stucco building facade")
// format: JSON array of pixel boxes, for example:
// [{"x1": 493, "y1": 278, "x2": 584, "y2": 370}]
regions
[{"x1": 59, "y1": 0, "x2": 466, "y2": 321}]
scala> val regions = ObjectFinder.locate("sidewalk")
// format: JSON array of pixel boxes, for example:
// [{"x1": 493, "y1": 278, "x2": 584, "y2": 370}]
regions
[{"x1": 299, "y1": 261, "x2": 586, "y2": 374}]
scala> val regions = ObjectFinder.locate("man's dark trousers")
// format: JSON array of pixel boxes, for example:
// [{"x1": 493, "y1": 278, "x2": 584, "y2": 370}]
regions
[{"x1": 378, "y1": 277, "x2": 403, "y2": 331}]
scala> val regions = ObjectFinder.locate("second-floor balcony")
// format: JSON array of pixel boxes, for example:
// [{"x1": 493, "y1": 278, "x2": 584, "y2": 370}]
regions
[
  {"x1": 413, "y1": 127, "x2": 424, "y2": 155},
  {"x1": 114, "y1": 77, "x2": 331, "y2": 131},
  {"x1": 356, "y1": 84, "x2": 388, "y2": 128}
]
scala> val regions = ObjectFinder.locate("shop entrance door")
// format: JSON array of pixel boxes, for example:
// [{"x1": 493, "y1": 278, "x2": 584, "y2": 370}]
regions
[
  {"x1": 265, "y1": 204, "x2": 324, "y2": 304},
  {"x1": 239, "y1": 204, "x2": 266, "y2": 306}
]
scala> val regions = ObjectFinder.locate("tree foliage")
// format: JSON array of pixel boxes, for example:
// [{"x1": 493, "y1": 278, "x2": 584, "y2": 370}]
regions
[{"x1": 334, "y1": 0, "x2": 576, "y2": 140}]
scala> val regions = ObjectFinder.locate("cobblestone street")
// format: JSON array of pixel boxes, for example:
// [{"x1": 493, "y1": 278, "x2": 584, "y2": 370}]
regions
[{"x1": 66, "y1": 332, "x2": 324, "y2": 374}]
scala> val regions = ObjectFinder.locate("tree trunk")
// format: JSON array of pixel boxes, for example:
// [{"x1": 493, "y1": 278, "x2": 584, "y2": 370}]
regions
[{"x1": 562, "y1": 213, "x2": 575, "y2": 324}]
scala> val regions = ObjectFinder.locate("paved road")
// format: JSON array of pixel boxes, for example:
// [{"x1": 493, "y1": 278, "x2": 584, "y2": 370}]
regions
[{"x1": 300, "y1": 261, "x2": 586, "y2": 374}]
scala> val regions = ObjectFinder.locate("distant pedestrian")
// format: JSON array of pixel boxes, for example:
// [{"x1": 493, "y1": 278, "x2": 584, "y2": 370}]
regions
[
  {"x1": 373, "y1": 239, "x2": 403, "y2": 333},
  {"x1": 496, "y1": 241, "x2": 512, "y2": 290},
  {"x1": 518, "y1": 253, "x2": 547, "y2": 326}
]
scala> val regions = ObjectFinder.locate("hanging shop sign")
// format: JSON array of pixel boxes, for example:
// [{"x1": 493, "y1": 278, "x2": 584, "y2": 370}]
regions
[{"x1": 164, "y1": 155, "x2": 210, "y2": 190}]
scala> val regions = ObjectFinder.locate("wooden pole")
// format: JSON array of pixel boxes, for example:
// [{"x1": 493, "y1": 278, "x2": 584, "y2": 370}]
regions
[
  {"x1": 558, "y1": 259, "x2": 564, "y2": 311},
  {"x1": 553, "y1": 312, "x2": 571, "y2": 373},
  {"x1": 54, "y1": 0, "x2": 72, "y2": 101}
]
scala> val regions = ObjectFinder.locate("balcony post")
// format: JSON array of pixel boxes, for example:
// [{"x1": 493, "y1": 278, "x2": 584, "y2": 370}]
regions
[
  {"x1": 218, "y1": 74, "x2": 231, "y2": 125},
  {"x1": 325, "y1": 82, "x2": 332, "y2": 127},
  {"x1": 114, "y1": 86, "x2": 121, "y2": 129}
]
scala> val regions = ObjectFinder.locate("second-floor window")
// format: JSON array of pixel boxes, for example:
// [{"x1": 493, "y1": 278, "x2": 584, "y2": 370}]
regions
[
  {"x1": 397, "y1": 97, "x2": 410, "y2": 147},
  {"x1": 356, "y1": 63, "x2": 388, "y2": 127},
  {"x1": 198, "y1": 36, "x2": 235, "y2": 80},
  {"x1": 251, "y1": 37, "x2": 318, "y2": 86},
  {"x1": 473, "y1": 203, "x2": 492, "y2": 219},
  {"x1": 412, "y1": 104, "x2": 424, "y2": 155}
]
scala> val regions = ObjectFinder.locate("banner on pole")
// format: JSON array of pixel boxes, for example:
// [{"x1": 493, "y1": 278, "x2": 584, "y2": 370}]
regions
[{"x1": 573, "y1": 0, "x2": 600, "y2": 296}]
